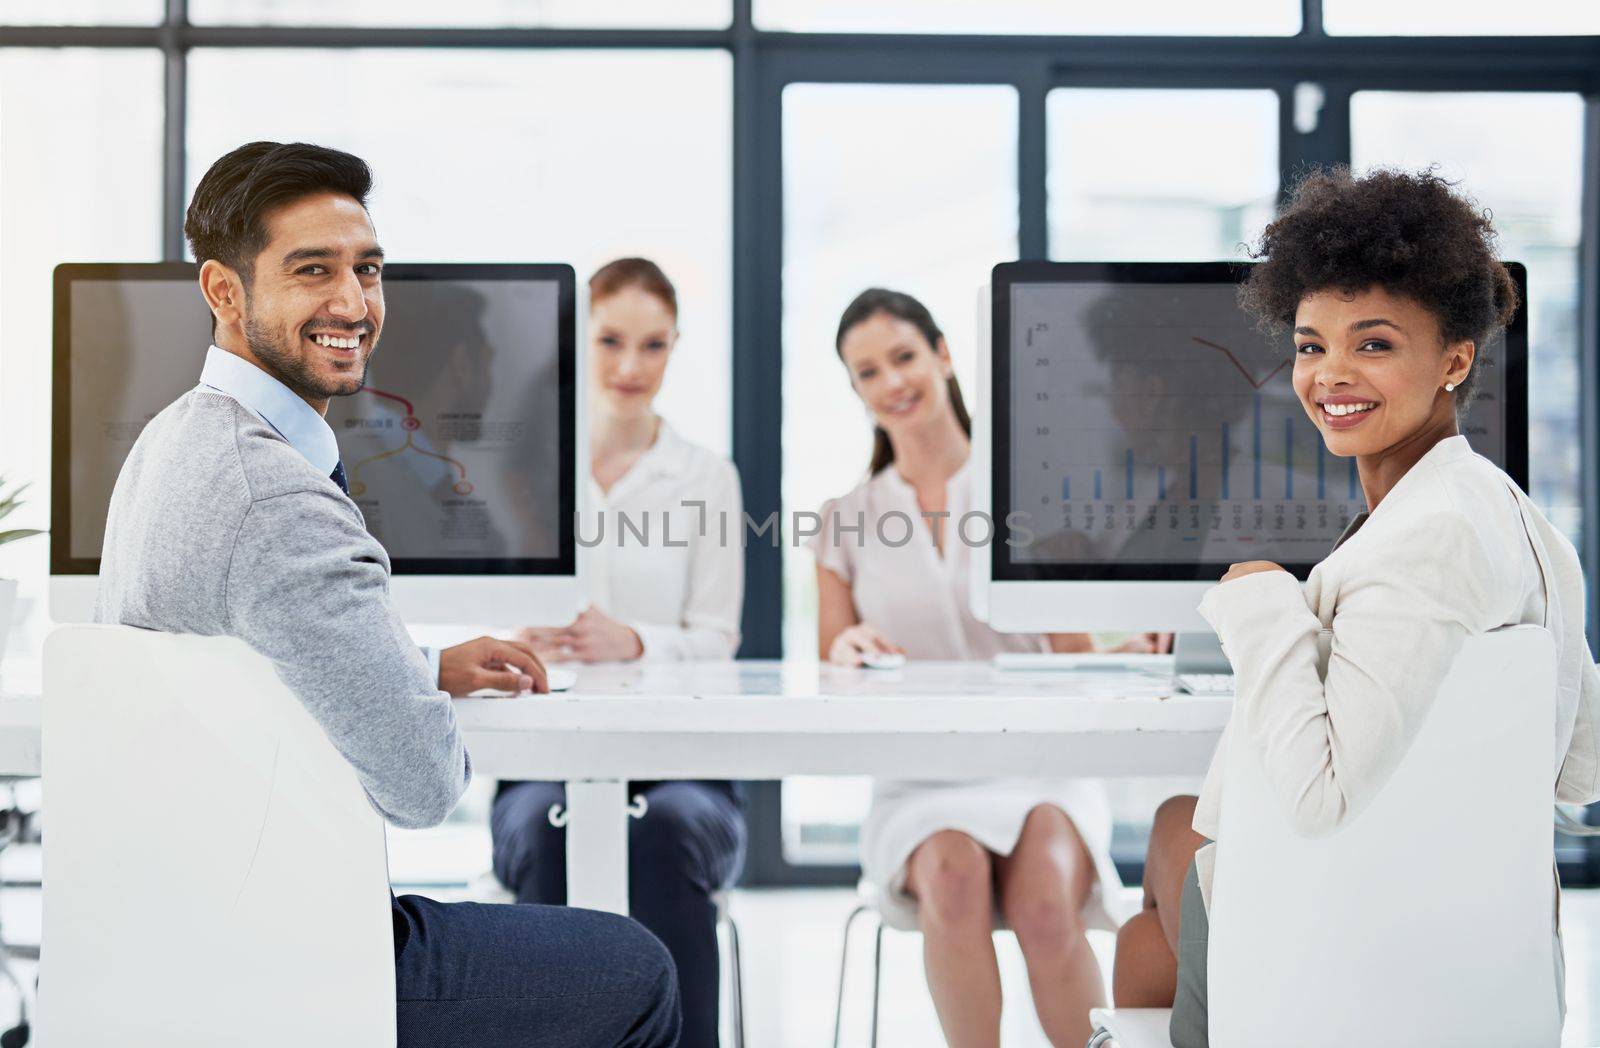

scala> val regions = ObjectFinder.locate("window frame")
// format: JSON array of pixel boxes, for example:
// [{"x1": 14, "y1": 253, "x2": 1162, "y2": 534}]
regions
[{"x1": 7, "y1": 0, "x2": 1600, "y2": 885}]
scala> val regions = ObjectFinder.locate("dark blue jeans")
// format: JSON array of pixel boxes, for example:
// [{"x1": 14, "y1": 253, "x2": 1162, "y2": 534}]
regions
[
  {"x1": 393, "y1": 893, "x2": 681, "y2": 1047},
  {"x1": 491, "y1": 781, "x2": 747, "y2": 1048}
]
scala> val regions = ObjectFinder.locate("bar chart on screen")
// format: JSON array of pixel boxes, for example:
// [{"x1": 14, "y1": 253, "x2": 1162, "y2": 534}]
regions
[{"x1": 1008, "y1": 283, "x2": 1368, "y2": 565}]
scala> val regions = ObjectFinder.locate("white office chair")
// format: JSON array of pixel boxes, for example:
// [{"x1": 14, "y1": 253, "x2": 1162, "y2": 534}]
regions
[
  {"x1": 40, "y1": 625, "x2": 395, "y2": 1046},
  {"x1": 1087, "y1": 626, "x2": 1561, "y2": 1048}
]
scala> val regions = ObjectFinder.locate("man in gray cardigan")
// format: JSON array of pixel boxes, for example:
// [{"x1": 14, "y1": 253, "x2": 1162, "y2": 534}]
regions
[{"x1": 96, "y1": 140, "x2": 680, "y2": 1047}]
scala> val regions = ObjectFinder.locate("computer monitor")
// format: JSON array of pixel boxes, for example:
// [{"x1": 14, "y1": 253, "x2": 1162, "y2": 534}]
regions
[
  {"x1": 50, "y1": 261, "x2": 580, "y2": 626},
  {"x1": 972, "y1": 260, "x2": 1528, "y2": 632}
]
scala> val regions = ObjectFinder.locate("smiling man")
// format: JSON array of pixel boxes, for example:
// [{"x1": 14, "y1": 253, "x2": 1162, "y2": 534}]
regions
[{"x1": 95, "y1": 141, "x2": 681, "y2": 1047}]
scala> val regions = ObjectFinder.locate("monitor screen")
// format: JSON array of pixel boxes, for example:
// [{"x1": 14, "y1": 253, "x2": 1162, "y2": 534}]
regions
[
  {"x1": 52, "y1": 262, "x2": 575, "y2": 577},
  {"x1": 991, "y1": 261, "x2": 1527, "y2": 581}
]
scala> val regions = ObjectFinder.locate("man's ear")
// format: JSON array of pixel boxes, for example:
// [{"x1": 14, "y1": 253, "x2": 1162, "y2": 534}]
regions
[{"x1": 199, "y1": 259, "x2": 246, "y2": 330}]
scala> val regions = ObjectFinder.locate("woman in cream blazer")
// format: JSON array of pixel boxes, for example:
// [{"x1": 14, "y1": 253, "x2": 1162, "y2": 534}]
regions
[{"x1": 1111, "y1": 168, "x2": 1600, "y2": 1047}]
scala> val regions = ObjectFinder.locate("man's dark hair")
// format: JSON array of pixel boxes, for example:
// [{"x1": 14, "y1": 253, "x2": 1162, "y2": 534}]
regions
[
  {"x1": 1239, "y1": 166, "x2": 1518, "y2": 405},
  {"x1": 184, "y1": 141, "x2": 374, "y2": 282}
]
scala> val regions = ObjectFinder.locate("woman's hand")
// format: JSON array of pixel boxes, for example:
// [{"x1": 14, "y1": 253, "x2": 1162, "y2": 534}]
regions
[
  {"x1": 1221, "y1": 560, "x2": 1289, "y2": 584},
  {"x1": 516, "y1": 606, "x2": 643, "y2": 664},
  {"x1": 828, "y1": 623, "x2": 904, "y2": 667}
]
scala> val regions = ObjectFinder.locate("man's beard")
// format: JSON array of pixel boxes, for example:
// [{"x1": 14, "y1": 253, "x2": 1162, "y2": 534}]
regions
[{"x1": 244, "y1": 309, "x2": 372, "y2": 401}]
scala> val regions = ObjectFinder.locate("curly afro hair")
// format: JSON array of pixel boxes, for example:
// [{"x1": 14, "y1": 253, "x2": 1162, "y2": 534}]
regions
[{"x1": 1239, "y1": 166, "x2": 1519, "y2": 405}]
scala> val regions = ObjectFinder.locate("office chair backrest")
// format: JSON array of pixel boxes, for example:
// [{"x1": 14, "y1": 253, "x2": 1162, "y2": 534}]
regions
[
  {"x1": 41, "y1": 625, "x2": 395, "y2": 1046},
  {"x1": 1209, "y1": 625, "x2": 1561, "y2": 1047}
]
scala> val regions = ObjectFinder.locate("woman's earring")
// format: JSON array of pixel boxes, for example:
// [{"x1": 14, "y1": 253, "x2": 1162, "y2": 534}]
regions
[{"x1": 1445, "y1": 382, "x2": 1456, "y2": 392}]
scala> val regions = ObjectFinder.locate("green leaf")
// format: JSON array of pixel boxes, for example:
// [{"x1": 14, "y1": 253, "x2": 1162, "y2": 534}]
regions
[
  {"x1": 0, "y1": 529, "x2": 44, "y2": 547},
  {"x1": 0, "y1": 481, "x2": 30, "y2": 520}
]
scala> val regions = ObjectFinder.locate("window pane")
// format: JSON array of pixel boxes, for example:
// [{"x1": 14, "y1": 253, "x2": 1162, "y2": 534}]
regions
[
  {"x1": 1048, "y1": 88, "x2": 1279, "y2": 261},
  {"x1": 190, "y1": 0, "x2": 730, "y2": 28},
  {"x1": 0, "y1": 48, "x2": 164, "y2": 653},
  {"x1": 1352, "y1": 93, "x2": 1584, "y2": 547},
  {"x1": 780, "y1": 83, "x2": 1017, "y2": 862},
  {"x1": 187, "y1": 49, "x2": 733, "y2": 459},
  {"x1": 1326, "y1": 0, "x2": 1600, "y2": 34},
  {"x1": 757, "y1": 0, "x2": 1297, "y2": 34},
  {"x1": 0, "y1": 0, "x2": 161, "y2": 24}
]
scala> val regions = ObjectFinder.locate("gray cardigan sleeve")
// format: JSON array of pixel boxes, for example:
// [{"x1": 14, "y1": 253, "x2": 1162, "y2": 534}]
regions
[{"x1": 224, "y1": 486, "x2": 470, "y2": 828}]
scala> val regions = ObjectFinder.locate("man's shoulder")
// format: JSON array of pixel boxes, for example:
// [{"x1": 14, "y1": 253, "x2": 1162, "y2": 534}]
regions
[
  {"x1": 195, "y1": 388, "x2": 338, "y2": 502},
  {"x1": 137, "y1": 387, "x2": 337, "y2": 505}
]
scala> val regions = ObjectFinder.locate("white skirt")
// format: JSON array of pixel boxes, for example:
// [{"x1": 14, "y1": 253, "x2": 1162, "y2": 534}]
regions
[{"x1": 860, "y1": 778, "x2": 1126, "y2": 932}]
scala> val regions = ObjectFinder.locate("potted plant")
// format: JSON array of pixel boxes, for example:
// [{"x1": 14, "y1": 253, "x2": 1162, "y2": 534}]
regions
[{"x1": 0, "y1": 476, "x2": 44, "y2": 658}]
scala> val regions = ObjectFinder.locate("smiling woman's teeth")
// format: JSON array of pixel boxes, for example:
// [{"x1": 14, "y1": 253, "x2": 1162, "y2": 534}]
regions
[
  {"x1": 1324, "y1": 402, "x2": 1376, "y2": 416},
  {"x1": 311, "y1": 334, "x2": 360, "y2": 349}
]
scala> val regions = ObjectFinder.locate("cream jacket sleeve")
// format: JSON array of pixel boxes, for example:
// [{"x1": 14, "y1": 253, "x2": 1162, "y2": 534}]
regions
[
  {"x1": 629, "y1": 459, "x2": 744, "y2": 661},
  {"x1": 1198, "y1": 508, "x2": 1514, "y2": 837}
]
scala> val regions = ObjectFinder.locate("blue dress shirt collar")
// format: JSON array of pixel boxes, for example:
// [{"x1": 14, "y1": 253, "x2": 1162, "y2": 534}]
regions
[{"x1": 199, "y1": 345, "x2": 341, "y2": 476}]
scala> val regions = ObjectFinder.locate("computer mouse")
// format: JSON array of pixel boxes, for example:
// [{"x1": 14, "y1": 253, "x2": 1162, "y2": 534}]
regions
[
  {"x1": 469, "y1": 667, "x2": 577, "y2": 697},
  {"x1": 860, "y1": 651, "x2": 907, "y2": 670}
]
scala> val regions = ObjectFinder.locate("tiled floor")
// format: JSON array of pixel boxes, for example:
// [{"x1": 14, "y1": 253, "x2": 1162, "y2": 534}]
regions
[{"x1": 3, "y1": 829, "x2": 1598, "y2": 1046}]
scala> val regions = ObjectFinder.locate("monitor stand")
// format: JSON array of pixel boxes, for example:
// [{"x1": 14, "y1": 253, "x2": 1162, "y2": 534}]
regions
[{"x1": 1173, "y1": 631, "x2": 1231, "y2": 675}]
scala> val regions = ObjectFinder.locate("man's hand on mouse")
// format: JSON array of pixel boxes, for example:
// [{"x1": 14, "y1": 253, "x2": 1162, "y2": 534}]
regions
[{"x1": 439, "y1": 636, "x2": 549, "y2": 696}]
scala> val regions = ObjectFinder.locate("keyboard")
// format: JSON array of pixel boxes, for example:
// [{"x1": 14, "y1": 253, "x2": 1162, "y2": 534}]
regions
[
  {"x1": 992, "y1": 652, "x2": 1174, "y2": 673},
  {"x1": 1175, "y1": 673, "x2": 1236, "y2": 696}
]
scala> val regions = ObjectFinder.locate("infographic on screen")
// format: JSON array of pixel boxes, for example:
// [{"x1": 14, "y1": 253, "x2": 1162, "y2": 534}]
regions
[
  {"x1": 324, "y1": 280, "x2": 562, "y2": 561},
  {"x1": 68, "y1": 275, "x2": 564, "y2": 563},
  {"x1": 1007, "y1": 282, "x2": 1508, "y2": 565}
]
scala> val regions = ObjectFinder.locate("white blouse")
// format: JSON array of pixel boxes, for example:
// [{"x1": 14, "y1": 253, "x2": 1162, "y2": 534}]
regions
[
  {"x1": 1192, "y1": 435, "x2": 1600, "y2": 904},
  {"x1": 581, "y1": 421, "x2": 744, "y2": 661},
  {"x1": 808, "y1": 458, "x2": 1047, "y2": 659}
]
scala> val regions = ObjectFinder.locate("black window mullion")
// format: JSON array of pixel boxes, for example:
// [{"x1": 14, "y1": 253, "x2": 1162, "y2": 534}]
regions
[
  {"x1": 160, "y1": 0, "x2": 187, "y2": 262},
  {"x1": 1018, "y1": 61, "x2": 1049, "y2": 261}
]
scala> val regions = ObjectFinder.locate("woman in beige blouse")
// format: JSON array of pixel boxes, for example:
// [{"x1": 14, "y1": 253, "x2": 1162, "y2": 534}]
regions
[
  {"x1": 1113, "y1": 168, "x2": 1600, "y2": 1046},
  {"x1": 811, "y1": 288, "x2": 1161, "y2": 1048}
]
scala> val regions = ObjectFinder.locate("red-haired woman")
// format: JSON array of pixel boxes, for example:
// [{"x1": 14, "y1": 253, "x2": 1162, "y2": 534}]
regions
[{"x1": 494, "y1": 258, "x2": 746, "y2": 1048}]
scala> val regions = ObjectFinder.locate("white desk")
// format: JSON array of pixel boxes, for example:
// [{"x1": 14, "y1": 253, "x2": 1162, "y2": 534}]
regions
[{"x1": 0, "y1": 657, "x2": 1230, "y2": 914}]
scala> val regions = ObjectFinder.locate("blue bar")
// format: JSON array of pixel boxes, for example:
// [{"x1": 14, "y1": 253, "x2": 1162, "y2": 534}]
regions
[
  {"x1": 1348, "y1": 456, "x2": 1357, "y2": 499},
  {"x1": 1095, "y1": 469, "x2": 1102, "y2": 500},
  {"x1": 1253, "y1": 393, "x2": 1262, "y2": 501},
  {"x1": 1189, "y1": 435, "x2": 1198, "y2": 499},
  {"x1": 1285, "y1": 417, "x2": 1293, "y2": 499},
  {"x1": 1159, "y1": 466, "x2": 1167, "y2": 501},
  {"x1": 1126, "y1": 449, "x2": 1134, "y2": 500},
  {"x1": 1062, "y1": 475, "x2": 1070, "y2": 501},
  {"x1": 1221, "y1": 424, "x2": 1231, "y2": 500},
  {"x1": 1317, "y1": 441, "x2": 1326, "y2": 500}
]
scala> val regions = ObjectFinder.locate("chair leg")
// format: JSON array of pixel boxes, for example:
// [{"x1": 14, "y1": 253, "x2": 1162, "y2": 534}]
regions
[
  {"x1": 832, "y1": 905, "x2": 870, "y2": 1048},
  {"x1": 725, "y1": 913, "x2": 746, "y2": 1048},
  {"x1": 869, "y1": 921, "x2": 885, "y2": 1048}
]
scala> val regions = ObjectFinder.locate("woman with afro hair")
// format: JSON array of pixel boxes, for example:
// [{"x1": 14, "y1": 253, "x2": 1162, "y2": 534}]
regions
[{"x1": 1110, "y1": 167, "x2": 1600, "y2": 1045}]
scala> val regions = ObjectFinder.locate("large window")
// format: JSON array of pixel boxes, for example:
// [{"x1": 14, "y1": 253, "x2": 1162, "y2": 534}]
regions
[
  {"x1": 1047, "y1": 88, "x2": 1279, "y2": 261},
  {"x1": 1351, "y1": 92, "x2": 1586, "y2": 545},
  {"x1": 0, "y1": 1, "x2": 161, "y2": 24},
  {"x1": 756, "y1": 0, "x2": 1299, "y2": 34},
  {"x1": 0, "y1": 48, "x2": 164, "y2": 655},
  {"x1": 189, "y1": 0, "x2": 731, "y2": 27},
  {"x1": 1325, "y1": 0, "x2": 1600, "y2": 34},
  {"x1": 187, "y1": 49, "x2": 734, "y2": 459}
]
